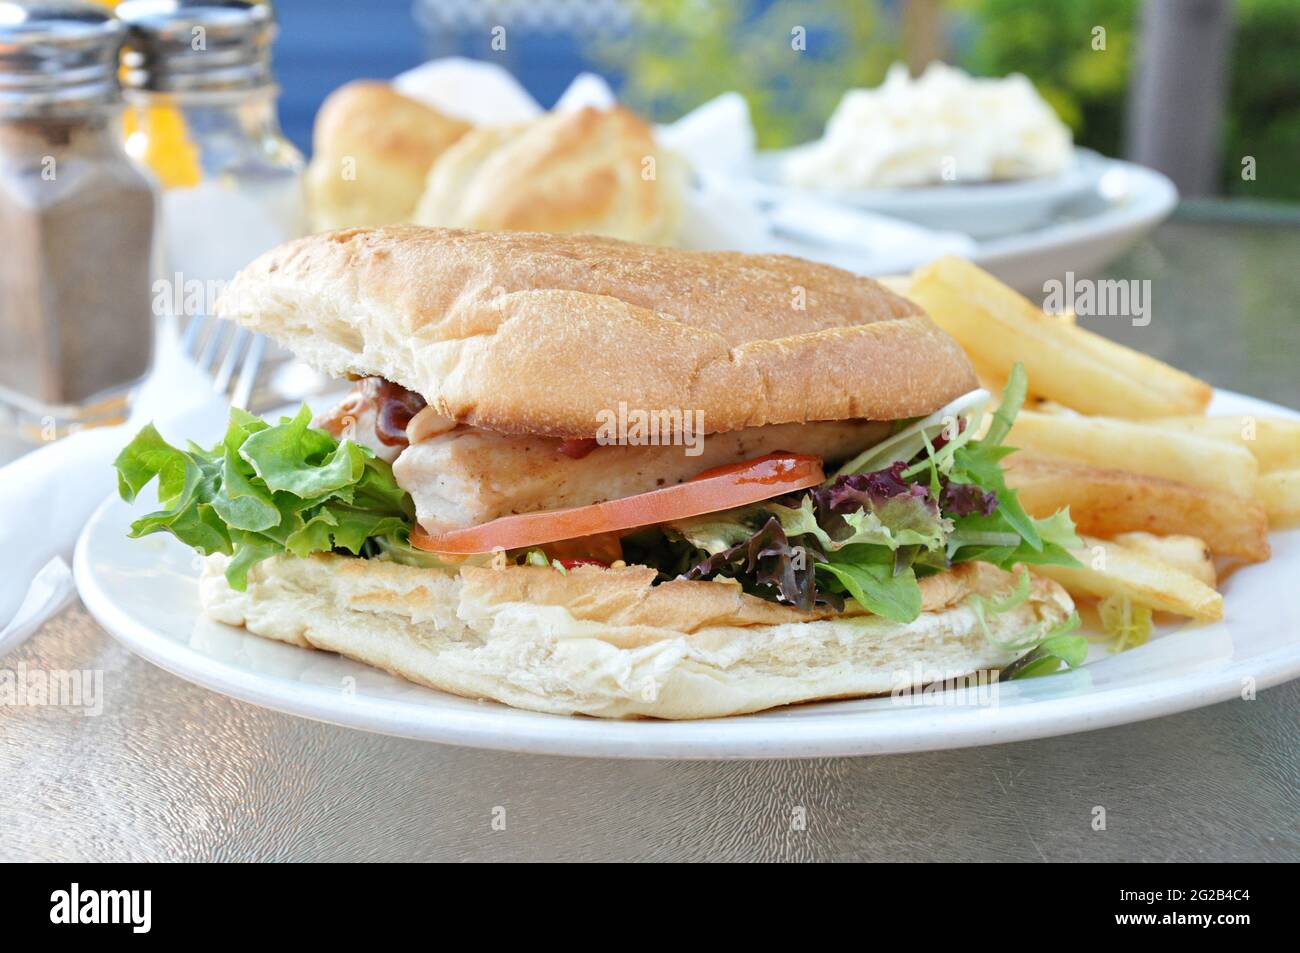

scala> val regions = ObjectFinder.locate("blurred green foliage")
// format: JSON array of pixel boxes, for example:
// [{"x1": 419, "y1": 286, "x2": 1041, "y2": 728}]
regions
[
  {"x1": 956, "y1": 0, "x2": 1138, "y2": 158},
  {"x1": 1223, "y1": 0, "x2": 1300, "y2": 201},
  {"x1": 962, "y1": 0, "x2": 1300, "y2": 201},
  {"x1": 593, "y1": 0, "x2": 900, "y2": 148},
  {"x1": 599, "y1": 0, "x2": 1299, "y2": 201}
]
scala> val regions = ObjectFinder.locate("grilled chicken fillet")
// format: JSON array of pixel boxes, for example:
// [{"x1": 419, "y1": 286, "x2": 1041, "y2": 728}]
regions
[{"x1": 318, "y1": 378, "x2": 891, "y2": 533}]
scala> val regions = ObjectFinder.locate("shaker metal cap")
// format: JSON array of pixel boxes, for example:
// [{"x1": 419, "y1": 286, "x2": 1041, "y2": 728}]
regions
[
  {"x1": 0, "y1": 0, "x2": 127, "y2": 111},
  {"x1": 116, "y1": 0, "x2": 275, "y2": 94}
]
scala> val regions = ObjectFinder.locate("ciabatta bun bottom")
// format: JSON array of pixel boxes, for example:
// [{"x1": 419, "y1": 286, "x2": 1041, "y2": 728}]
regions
[{"x1": 199, "y1": 554, "x2": 1073, "y2": 720}]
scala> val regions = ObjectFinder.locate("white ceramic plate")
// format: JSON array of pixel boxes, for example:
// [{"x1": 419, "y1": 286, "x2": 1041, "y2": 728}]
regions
[
  {"x1": 969, "y1": 159, "x2": 1178, "y2": 291},
  {"x1": 74, "y1": 390, "x2": 1300, "y2": 760},
  {"x1": 752, "y1": 147, "x2": 1108, "y2": 239},
  {"x1": 740, "y1": 149, "x2": 1177, "y2": 293}
]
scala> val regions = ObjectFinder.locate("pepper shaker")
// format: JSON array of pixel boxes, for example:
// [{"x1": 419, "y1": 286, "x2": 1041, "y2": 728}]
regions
[{"x1": 0, "y1": 0, "x2": 158, "y2": 442}]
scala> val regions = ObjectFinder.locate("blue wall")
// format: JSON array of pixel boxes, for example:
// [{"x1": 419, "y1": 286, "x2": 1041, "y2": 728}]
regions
[
  {"x1": 274, "y1": 0, "x2": 427, "y2": 154},
  {"x1": 272, "y1": 0, "x2": 620, "y2": 155}
]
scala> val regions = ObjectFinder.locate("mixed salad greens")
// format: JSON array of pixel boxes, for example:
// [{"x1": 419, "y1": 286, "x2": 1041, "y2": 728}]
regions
[
  {"x1": 643, "y1": 364, "x2": 1083, "y2": 622},
  {"x1": 116, "y1": 364, "x2": 1087, "y2": 677}
]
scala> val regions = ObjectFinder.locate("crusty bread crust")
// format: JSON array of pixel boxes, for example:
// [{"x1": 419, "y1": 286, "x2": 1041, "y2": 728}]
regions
[
  {"x1": 305, "y1": 81, "x2": 472, "y2": 230},
  {"x1": 199, "y1": 554, "x2": 1073, "y2": 719},
  {"x1": 412, "y1": 106, "x2": 683, "y2": 245},
  {"x1": 220, "y1": 226, "x2": 979, "y2": 437}
]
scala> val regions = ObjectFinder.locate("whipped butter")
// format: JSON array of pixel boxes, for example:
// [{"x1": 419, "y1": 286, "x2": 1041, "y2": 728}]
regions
[{"x1": 785, "y1": 62, "x2": 1073, "y2": 189}]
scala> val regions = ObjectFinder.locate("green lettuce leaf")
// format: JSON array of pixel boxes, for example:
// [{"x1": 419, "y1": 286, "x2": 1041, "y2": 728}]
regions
[
  {"x1": 665, "y1": 509, "x2": 762, "y2": 555},
  {"x1": 982, "y1": 361, "x2": 1027, "y2": 447},
  {"x1": 769, "y1": 492, "x2": 948, "y2": 553},
  {"x1": 115, "y1": 407, "x2": 415, "y2": 591},
  {"x1": 1099, "y1": 594, "x2": 1154, "y2": 652},
  {"x1": 1001, "y1": 612, "x2": 1088, "y2": 679},
  {"x1": 966, "y1": 568, "x2": 1033, "y2": 643},
  {"x1": 816, "y1": 557, "x2": 923, "y2": 624},
  {"x1": 669, "y1": 481, "x2": 949, "y2": 560},
  {"x1": 835, "y1": 389, "x2": 988, "y2": 478},
  {"x1": 942, "y1": 366, "x2": 1082, "y2": 571}
]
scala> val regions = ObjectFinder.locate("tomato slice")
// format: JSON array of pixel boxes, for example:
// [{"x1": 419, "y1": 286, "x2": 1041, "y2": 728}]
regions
[
  {"x1": 556, "y1": 558, "x2": 608, "y2": 570},
  {"x1": 411, "y1": 451, "x2": 824, "y2": 555}
]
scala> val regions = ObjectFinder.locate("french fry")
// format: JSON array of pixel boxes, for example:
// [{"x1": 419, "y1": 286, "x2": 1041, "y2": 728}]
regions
[
  {"x1": 1151, "y1": 416, "x2": 1300, "y2": 471},
  {"x1": 1256, "y1": 470, "x2": 1300, "y2": 524},
  {"x1": 1028, "y1": 399, "x2": 1075, "y2": 415},
  {"x1": 1005, "y1": 454, "x2": 1270, "y2": 562},
  {"x1": 1111, "y1": 532, "x2": 1216, "y2": 587},
  {"x1": 907, "y1": 256, "x2": 1212, "y2": 416},
  {"x1": 1032, "y1": 536, "x2": 1223, "y2": 622},
  {"x1": 1007, "y1": 410, "x2": 1259, "y2": 498}
]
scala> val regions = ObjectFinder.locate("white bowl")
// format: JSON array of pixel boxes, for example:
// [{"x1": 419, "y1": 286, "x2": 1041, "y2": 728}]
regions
[{"x1": 750, "y1": 147, "x2": 1107, "y2": 239}]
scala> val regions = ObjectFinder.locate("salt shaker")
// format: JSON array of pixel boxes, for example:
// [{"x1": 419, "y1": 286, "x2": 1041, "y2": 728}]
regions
[
  {"x1": 0, "y1": 0, "x2": 157, "y2": 442},
  {"x1": 116, "y1": 0, "x2": 304, "y2": 315}
]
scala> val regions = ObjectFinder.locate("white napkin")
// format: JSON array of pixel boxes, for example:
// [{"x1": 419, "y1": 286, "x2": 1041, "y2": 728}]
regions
[
  {"x1": 553, "y1": 71, "x2": 619, "y2": 113},
  {"x1": 392, "y1": 59, "x2": 974, "y2": 274},
  {"x1": 393, "y1": 56, "x2": 544, "y2": 124},
  {"x1": 656, "y1": 91, "x2": 756, "y2": 175},
  {"x1": 0, "y1": 325, "x2": 228, "y2": 655}
]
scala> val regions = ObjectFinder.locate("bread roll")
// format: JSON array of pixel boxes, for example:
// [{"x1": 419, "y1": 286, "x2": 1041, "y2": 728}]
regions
[
  {"x1": 411, "y1": 105, "x2": 683, "y2": 245},
  {"x1": 305, "y1": 81, "x2": 472, "y2": 230},
  {"x1": 201, "y1": 554, "x2": 1073, "y2": 719}
]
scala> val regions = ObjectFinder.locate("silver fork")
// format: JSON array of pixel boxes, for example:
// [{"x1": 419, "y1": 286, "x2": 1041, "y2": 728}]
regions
[
  {"x1": 182, "y1": 315, "x2": 264, "y2": 409},
  {"x1": 181, "y1": 315, "x2": 266, "y2": 410}
]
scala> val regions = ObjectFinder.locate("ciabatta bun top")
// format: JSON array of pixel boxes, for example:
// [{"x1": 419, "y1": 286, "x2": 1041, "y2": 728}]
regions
[{"x1": 221, "y1": 226, "x2": 978, "y2": 437}]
